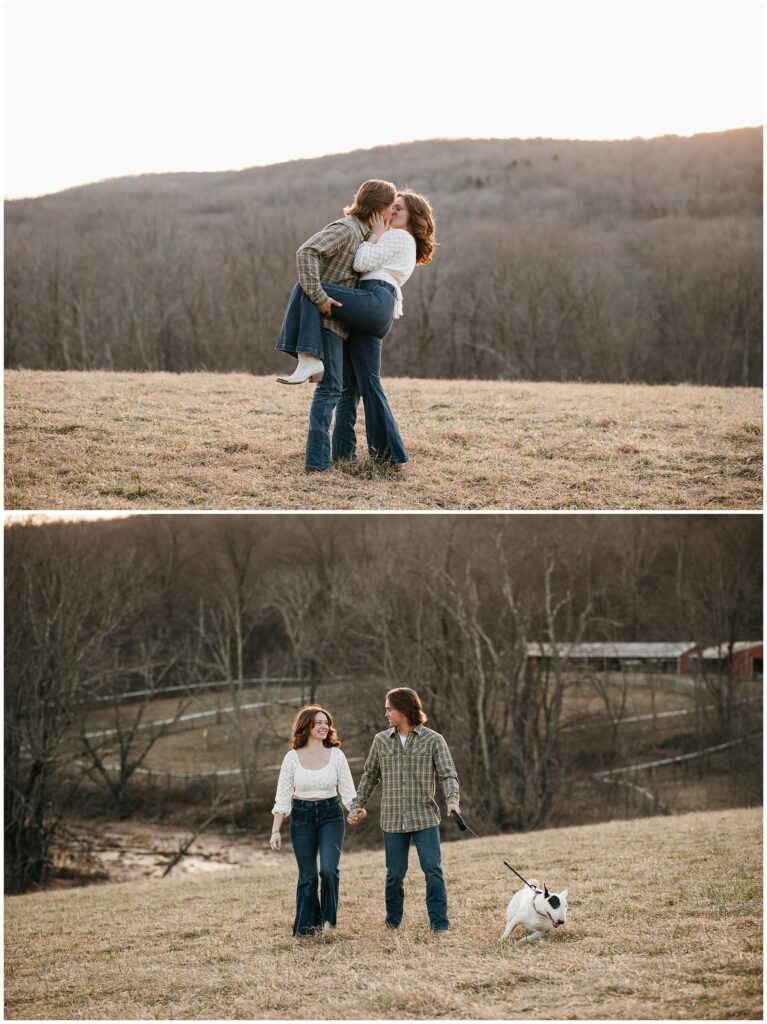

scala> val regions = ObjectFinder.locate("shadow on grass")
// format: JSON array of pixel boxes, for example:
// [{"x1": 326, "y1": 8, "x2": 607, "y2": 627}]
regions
[{"x1": 334, "y1": 457, "x2": 404, "y2": 481}]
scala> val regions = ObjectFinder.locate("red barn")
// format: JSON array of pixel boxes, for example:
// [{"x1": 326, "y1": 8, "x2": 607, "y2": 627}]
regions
[{"x1": 699, "y1": 642, "x2": 763, "y2": 680}]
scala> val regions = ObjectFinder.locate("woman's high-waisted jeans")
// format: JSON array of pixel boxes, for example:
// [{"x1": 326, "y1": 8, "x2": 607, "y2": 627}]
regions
[
  {"x1": 289, "y1": 796, "x2": 345, "y2": 935},
  {"x1": 276, "y1": 280, "x2": 408, "y2": 468}
]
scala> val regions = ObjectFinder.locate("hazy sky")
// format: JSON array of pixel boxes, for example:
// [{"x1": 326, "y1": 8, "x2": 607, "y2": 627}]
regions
[
  {"x1": 4, "y1": 2, "x2": 763, "y2": 199},
  {"x1": 4, "y1": 512, "x2": 133, "y2": 524}
]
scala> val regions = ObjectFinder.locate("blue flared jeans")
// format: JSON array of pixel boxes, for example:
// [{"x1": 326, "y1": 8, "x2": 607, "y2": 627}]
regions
[
  {"x1": 383, "y1": 826, "x2": 449, "y2": 931},
  {"x1": 289, "y1": 797, "x2": 345, "y2": 935},
  {"x1": 276, "y1": 279, "x2": 408, "y2": 469}
]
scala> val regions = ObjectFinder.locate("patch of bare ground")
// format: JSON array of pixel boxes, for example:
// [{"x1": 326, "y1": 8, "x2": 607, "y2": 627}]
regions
[
  {"x1": 4, "y1": 371, "x2": 762, "y2": 509},
  {"x1": 4, "y1": 807, "x2": 761, "y2": 1019}
]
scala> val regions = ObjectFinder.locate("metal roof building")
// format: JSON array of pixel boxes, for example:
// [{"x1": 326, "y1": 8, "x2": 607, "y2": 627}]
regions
[{"x1": 526, "y1": 642, "x2": 697, "y2": 674}]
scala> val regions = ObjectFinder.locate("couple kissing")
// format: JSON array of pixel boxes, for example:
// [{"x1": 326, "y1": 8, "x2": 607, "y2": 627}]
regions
[{"x1": 275, "y1": 180, "x2": 436, "y2": 473}]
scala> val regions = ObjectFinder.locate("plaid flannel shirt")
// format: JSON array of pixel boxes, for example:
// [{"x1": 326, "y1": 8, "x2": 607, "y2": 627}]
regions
[
  {"x1": 350, "y1": 725, "x2": 460, "y2": 833},
  {"x1": 296, "y1": 216, "x2": 370, "y2": 340}
]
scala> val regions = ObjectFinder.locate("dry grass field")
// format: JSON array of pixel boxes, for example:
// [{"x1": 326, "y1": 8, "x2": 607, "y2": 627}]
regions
[
  {"x1": 4, "y1": 371, "x2": 762, "y2": 510},
  {"x1": 5, "y1": 807, "x2": 761, "y2": 1020}
]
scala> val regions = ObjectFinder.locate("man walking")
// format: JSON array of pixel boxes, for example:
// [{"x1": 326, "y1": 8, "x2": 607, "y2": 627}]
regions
[
  {"x1": 275, "y1": 179, "x2": 397, "y2": 472},
  {"x1": 348, "y1": 687, "x2": 460, "y2": 934}
]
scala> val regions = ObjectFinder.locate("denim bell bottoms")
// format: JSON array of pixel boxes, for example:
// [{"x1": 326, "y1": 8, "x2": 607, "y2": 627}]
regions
[
  {"x1": 276, "y1": 280, "x2": 408, "y2": 470},
  {"x1": 289, "y1": 796, "x2": 345, "y2": 935}
]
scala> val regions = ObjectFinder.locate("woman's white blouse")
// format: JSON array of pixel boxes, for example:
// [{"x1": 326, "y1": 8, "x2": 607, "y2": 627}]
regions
[
  {"x1": 271, "y1": 747, "x2": 357, "y2": 815},
  {"x1": 353, "y1": 228, "x2": 416, "y2": 319}
]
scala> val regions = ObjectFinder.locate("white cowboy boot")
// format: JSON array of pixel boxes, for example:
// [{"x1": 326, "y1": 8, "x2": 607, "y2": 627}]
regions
[{"x1": 277, "y1": 352, "x2": 324, "y2": 385}]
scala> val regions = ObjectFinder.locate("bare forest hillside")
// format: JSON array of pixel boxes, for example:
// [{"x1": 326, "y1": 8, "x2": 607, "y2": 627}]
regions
[{"x1": 4, "y1": 130, "x2": 762, "y2": 384}]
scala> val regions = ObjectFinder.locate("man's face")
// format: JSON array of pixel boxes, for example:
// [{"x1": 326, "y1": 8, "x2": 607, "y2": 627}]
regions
[
  {"x1": 385, "y1": 700, "x2": 406, "y2": 730},
  {"x1": 379, "y1": 200, "x2": 396, "y2": 223}
]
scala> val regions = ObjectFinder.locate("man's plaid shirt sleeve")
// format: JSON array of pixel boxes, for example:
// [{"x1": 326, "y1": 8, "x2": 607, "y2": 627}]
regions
[
  {"x1": 434, "y1": 736, "x2": 460, "y2": 807},
  {"x1": 296, "y1": 222, "x2": 353, "y2": 307},
  {"x1": 349, "y1": 738, "x2": 381, "y2": 810}
]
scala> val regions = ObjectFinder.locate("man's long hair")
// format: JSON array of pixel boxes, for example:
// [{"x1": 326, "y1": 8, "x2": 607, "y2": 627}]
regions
[
  {"x1": 387, "y1": 687, "x2": 428, "y2": 727},
  {"x1": 344, "y1": 179, "x2": 397, "y2": 221}
]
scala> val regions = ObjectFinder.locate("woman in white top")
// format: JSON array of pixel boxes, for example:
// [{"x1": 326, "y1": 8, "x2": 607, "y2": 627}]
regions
[
  {"x1": 277, "y1": 190, "x2": 437, "y2": 466},
  {"x1": 270, "y1": 704, "x2": 361, "y2": 936}
]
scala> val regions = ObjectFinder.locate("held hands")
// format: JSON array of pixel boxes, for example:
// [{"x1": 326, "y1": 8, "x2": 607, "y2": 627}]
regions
[
  {"x1": 270, "y1": 832, "x2": 281, "y2": 851},
  {"x1": 447, "y1": 804, "x2": 460, "y2": 819},
  {"x1": 317, "y1": 297, "x2": 343, "y2": 316},
  {"x1": 347, "y1": 808, "x2": 366, "y2": 826},
  {"x1": 368, "y1": 212, "x2": 389, "y2": 243}
]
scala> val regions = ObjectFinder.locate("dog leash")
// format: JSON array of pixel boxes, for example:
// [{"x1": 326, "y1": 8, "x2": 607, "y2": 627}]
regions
[{"x1": 453, "y1": 811, "x2": 537, "y2": 890}]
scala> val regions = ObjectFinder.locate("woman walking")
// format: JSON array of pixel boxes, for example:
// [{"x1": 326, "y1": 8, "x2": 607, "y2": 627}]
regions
[{"x1": 270, "y1": 705, "x2": 361, "y2": 935}]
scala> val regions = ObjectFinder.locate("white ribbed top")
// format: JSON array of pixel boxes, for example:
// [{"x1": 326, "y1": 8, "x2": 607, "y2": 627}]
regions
[
  {"x1": 353, "y1": 228, "x2": 417, "y2": 319},
  {"x1": 271, "y1": 747, "x2": 357, "y2": 815}
]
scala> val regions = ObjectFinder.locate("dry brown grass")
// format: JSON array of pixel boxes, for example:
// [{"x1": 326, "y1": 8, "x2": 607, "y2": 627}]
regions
[
  {"x1": 5, "y1": 371, "x2": 762, "y2": 509},
  {"x1": 5, "y1": 807, "x2": 761, "y2": 1019}
]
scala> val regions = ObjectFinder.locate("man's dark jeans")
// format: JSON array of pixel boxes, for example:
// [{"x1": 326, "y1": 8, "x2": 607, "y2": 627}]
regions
[
  {"x1": 383, "y1": 826, "x2": 449, "y2": 931},
  {"x1": 289, "y1": 797, "x2": 345, "y2": 935}
]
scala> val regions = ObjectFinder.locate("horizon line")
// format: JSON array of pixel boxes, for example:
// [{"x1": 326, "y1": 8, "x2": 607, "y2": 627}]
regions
[{"x1": 5, "y1": 125, "x2": 762, "y2": 202}]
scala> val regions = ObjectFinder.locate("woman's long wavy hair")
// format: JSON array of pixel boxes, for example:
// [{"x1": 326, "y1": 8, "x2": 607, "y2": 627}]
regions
[
  {"x1": 291, "y1": 705, "x2": 341, "y2": 749},
  {"x1": 398, "y1": 189, "x2": 436, "y2": 265}
]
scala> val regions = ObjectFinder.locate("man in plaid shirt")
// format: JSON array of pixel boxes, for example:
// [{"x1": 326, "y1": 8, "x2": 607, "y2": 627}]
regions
[
  {"x1": 348, "y1": 687, "x2": 460, "y2": 933},
  {"x1": 275, "y1": 179, "x2": 397, "y2": 472}
]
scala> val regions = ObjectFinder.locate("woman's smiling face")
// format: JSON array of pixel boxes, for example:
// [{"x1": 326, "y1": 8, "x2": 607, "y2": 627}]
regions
[{"x1": 310, "y1": 712, "x2": 330, "y2": 742}]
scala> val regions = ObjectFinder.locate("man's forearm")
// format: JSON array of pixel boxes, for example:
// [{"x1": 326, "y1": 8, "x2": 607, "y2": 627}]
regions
[
  {"x1": 295, "y1": 220, "x2": 352, "y2": 307},
  {"x1": 436, "y1": 743, "x2": 460, "y2": 806},
  {"x1": 349, "y1": 769, "x2": 378, "y2": 810},
  {"x1": 349, "y1": 746, "x2": 381, "y2": 810},
  {"x1": 442, "y1": 777, "x2": 460, "y2": 807},
  {"x1": 296, "y1": 248, "x2": 329, "y2": 307}
]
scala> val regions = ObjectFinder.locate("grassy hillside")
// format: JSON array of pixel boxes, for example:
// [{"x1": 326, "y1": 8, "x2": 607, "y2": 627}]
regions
[
  {"x1": 5, "y1": 807, "x2": 761, "y2": 1019},
  {"x1": 5, "y1": 371, "x2": 762, "y2": 510}
]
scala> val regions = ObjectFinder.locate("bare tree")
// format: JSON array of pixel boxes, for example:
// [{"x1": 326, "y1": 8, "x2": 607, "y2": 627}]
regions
[
  {"x1": 673, "y1": 519, "x2": 761, "y2": 740},
  {"x1": 75, "y1": 642, "x2": 190, "y2": 814},
  {"x1": 4, "y1": 524, "x2": 140, "y2": 892},
  {"x1": 193, "y1": 518, "x2": 274, "y2": 803}
]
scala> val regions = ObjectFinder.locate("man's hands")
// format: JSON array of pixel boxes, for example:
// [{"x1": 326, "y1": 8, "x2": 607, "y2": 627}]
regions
[
  {"x1": 270, "y1": 832, "x2": 281, "y2": 851},
  {"x1": 317, "y1": 297, "x2": 343, "y2": 316},
  {"x1": 368, "y1": 212, "x2": 389, "y2": 243},
  {"x1": 347, "y1": 808, "x2": 366, "y2": 826},
  {"x1": 447, "y1": 804, "x2": 460, "y2": 819}
]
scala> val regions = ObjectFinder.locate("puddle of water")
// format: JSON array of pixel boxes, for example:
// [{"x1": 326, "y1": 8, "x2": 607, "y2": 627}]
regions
[{"x1": 50, "y1": 821, "x2": 273, "y2": 887}]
